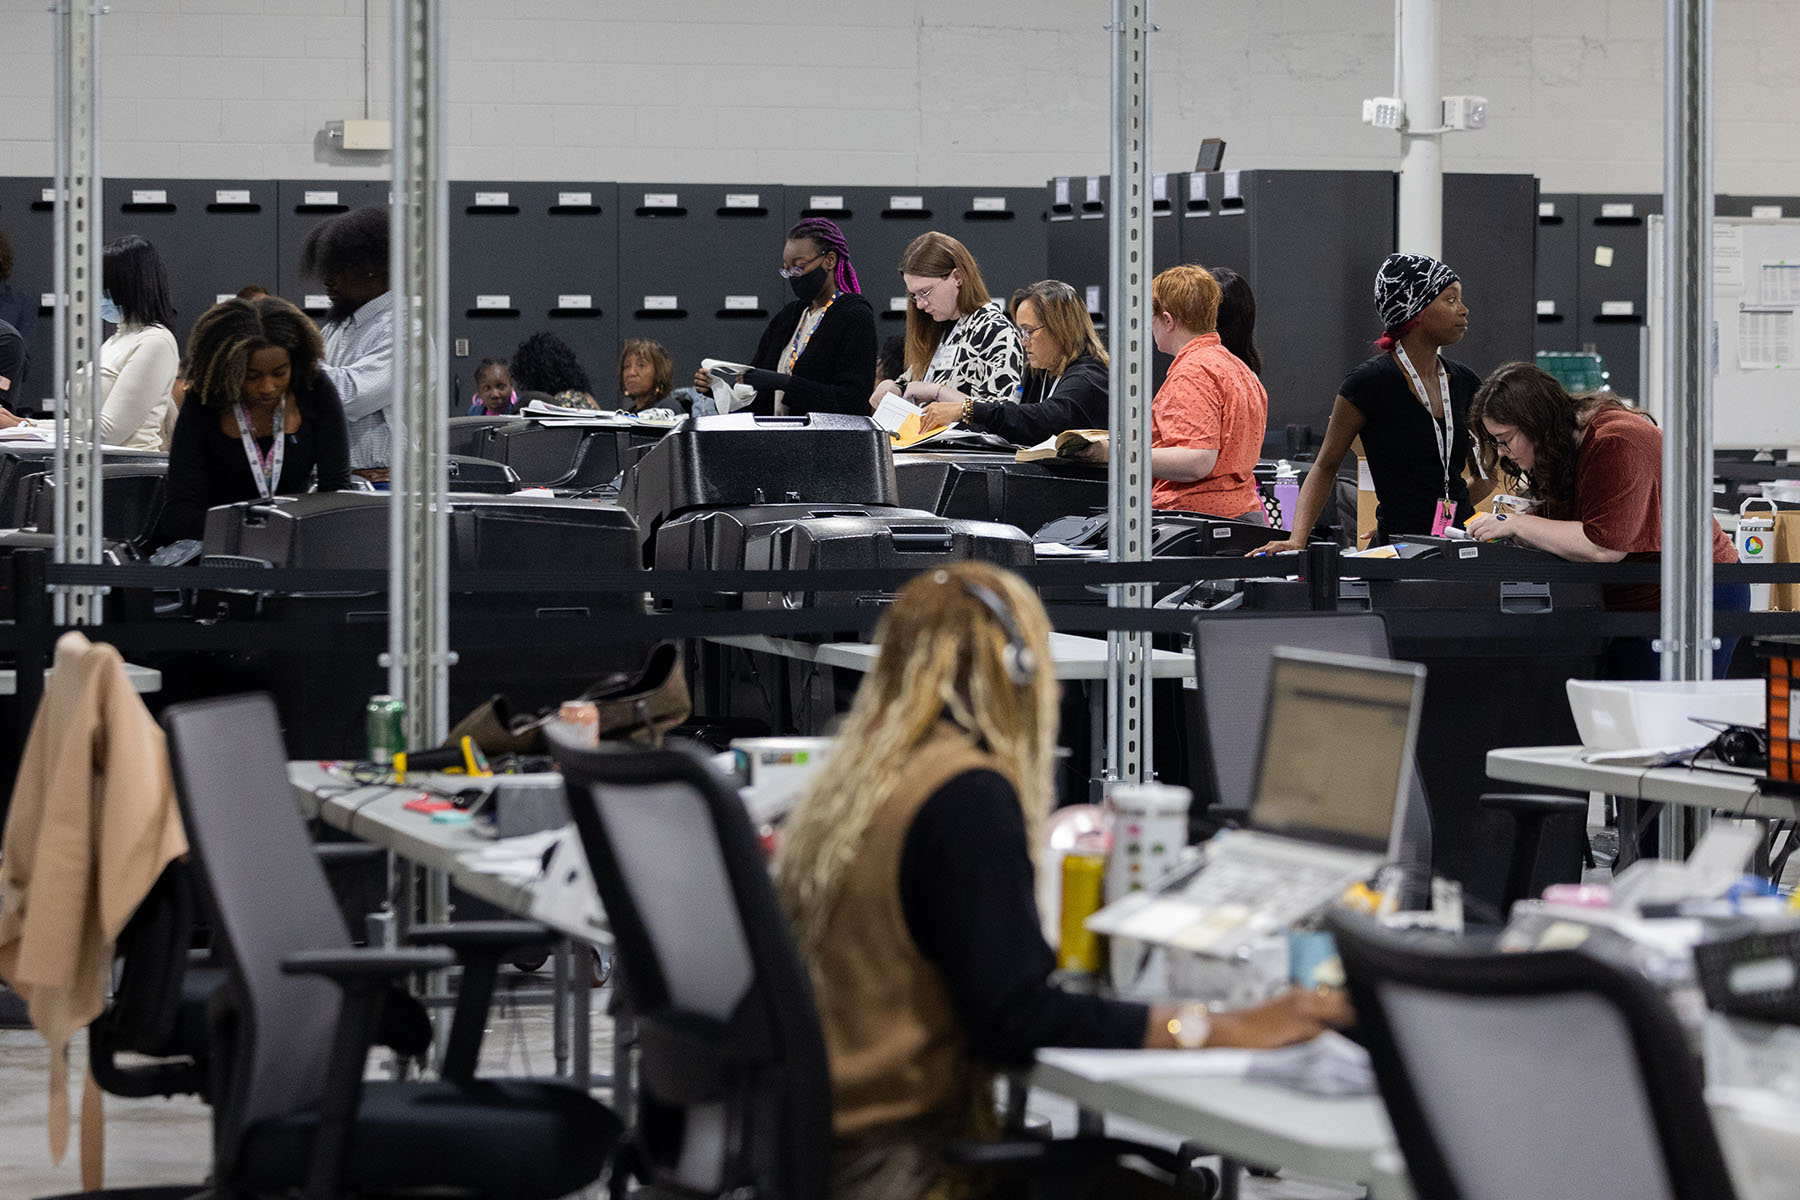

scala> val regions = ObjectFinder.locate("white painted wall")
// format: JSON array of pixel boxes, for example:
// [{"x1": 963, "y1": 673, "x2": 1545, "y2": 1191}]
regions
[{"x1": 1, "y1": 0, "x2": 1796, "y2": 194}]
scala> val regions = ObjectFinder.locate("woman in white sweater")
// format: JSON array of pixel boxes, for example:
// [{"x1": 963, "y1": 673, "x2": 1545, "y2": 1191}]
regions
[{"x1": 91, "y1": 235, "x2": 180, "y2": 449}]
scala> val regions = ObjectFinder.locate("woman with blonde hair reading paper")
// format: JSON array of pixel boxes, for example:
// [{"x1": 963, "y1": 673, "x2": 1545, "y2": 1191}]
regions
[
  {"x1": 868, "y1": 231, "x2": 1022, "y2": 419},
  {"x1": 778, "y1": 561, "x2": 1348, "y2": 1200},
  {"x1": 916, "y1": 279, "x2": 1109, "y2": 445}
]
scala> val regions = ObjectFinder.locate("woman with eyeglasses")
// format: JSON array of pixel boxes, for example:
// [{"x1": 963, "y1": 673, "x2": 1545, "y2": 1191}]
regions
[
  {"x1": 1254, "y1": 253, "x2": 1476, "y2": 553},
  {"x1": 868, "y1": 231, "x2": 1022, "y2": 419},
  {"x1": 1465, "y1": 362, "x2": 1745, "y2": 679},
  {"x1": 916, "y1": 279, "x2": 1107, "y2": 444},
  {"x1": 691, "y1": 218, "x2": 875, "y2": 416}
]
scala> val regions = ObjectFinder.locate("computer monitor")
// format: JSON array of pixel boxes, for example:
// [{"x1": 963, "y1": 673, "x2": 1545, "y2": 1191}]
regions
[{"x1": 1245, "y1": 647, "x2": 1425, "y2": 857}]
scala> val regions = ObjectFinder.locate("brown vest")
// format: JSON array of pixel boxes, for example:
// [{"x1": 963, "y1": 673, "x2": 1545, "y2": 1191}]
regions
[{"x1": 812, "y1": 726, "x2": 1003, "y2": 1139}]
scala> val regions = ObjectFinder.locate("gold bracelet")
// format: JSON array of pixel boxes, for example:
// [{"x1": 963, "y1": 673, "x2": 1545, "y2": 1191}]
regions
[{"x1": 961, "y1": 398, "x2": 974, "y2": 424}]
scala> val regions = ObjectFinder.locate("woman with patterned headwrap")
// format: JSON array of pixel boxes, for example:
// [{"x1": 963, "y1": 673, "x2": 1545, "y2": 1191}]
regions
[
  {"x1": 692, "y1": 217, "x2": 876, "y2": 417},
  {"x1": 1255, "y1": 252, "x2": 1479, "y2": 552}
]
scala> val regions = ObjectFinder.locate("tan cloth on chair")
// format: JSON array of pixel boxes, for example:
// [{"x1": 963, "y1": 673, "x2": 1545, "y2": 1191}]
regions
[
  {"x1": 1770, "y1": 511, "x2": 1800, "y2": 612},
  {"x1": 0, "y1": 632, "x2": 188, "y2": 1188}
]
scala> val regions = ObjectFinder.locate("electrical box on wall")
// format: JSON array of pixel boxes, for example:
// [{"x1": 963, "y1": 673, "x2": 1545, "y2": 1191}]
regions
[{"x1": 324, "y1": 119, "x2": 392, "y2": 151}]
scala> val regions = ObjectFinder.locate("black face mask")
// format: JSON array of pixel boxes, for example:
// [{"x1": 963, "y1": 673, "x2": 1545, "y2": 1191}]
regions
[{"x1": 788, "y1": 266, "x2": 827, "y2": 303}]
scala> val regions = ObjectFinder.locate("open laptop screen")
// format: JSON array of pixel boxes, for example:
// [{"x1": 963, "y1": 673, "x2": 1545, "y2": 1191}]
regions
[{"x1": 1246, "y1": 648, "x2": 1425, "y2": 854}]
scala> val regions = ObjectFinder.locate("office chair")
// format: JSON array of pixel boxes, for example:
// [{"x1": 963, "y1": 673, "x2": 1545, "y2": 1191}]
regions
[
  {"x1": 551, "y1": 735, "x2": 1223, "y2": 1200},
  {"x1": 1191, "y1": 611, "x2": 1586, "y2": 914},
  {"x1": 1327, "y1": 911, "x2": 1739, "y2": 1200},
  {"x1": 164, "y1": 693, "x2": 620, "y2": 1200}
]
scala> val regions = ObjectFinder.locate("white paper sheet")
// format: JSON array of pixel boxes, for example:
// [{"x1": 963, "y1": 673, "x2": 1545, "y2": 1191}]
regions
[
  {"x1": 1738, "y1": 308, "x2": 1797, "y2": 369},
  {"x1": 872, "y1": 392, "x2": 923, "y2": 434},
  {"x1": 1760, "y1": 262, "x2": 1800, "y2": 305},
  {"x1": 1715, "y1": 224, "x2": 1746, "y2": 292}
]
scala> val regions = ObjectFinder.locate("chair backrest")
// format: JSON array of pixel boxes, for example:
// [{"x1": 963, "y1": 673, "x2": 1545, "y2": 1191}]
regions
[
  {"x1": 1328, "y1": 912, "x2": 1738, "y2": 1200},
  {"x1": 551, "y1": 733, "x2": 830, "y2": 1200},
  {"x1": 162, "y1": 693, "x2": 349, "y2": 1161},
  {"x1": 1192, "y1": 611, "x2": 1431, "y2": 877}
]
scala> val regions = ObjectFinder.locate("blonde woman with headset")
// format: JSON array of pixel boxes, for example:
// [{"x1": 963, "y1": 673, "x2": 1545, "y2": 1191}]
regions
[{"x1": 778, "y1": 561, "x2": 1348, "y2": 1200}]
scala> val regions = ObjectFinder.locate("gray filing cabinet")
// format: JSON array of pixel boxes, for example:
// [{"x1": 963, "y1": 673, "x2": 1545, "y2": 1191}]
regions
[
  {"x1": 941, "y1": 185, "x2": 1049, "y2": 301},
  {"x1": 274, "y1": 180, "x2": 393, "y2": 316},
  {"x1": 783, "y1": 186, "x2": 944, "y2": 341},
  {"x1": 1532, "y1": 193, "x2": 1582, "y2": 355},
  {"x1": 447, "y1": 182, "x2": 618, "y2": 411},
  {"x1": 616, "y1": 183, "x2": 787, "y2": 384},
  {"x1": 104, "y1": 179, "x2": 280, "y2": 347},
  {"x1": 1577, "y1": 193, "x2": 1660, "y2": 401},
  {"x1": 1442, "y1": 172, "x2": 1537, "y2": 375},
  {"x1": 0, "y1": 178, "x2": 55, "y2": 410}
]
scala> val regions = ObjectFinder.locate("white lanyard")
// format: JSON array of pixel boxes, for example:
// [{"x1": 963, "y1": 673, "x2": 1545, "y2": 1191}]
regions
[
  {"x1": 1394, "y1": 349, "x2": 1452, "y2": 500},
  {"x1": 234, "y1": 397, "x2": 287, "y2": 500},
  {"x1": 1038, "y1": 374, "x2": 1063, "y2": 404}
]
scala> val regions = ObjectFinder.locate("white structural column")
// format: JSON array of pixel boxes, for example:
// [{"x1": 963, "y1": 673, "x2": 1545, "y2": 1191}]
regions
[
  {"x1": 51, "y1": 0, "x2": 103, "y2": 625},
  {"x1": 388, "y1": 0, "x2": 451, "y2": 747},
  {"x1": 1396, "y1": 0, "x2": 1443, "y2": 257},
  {"x1": 1659, "y1": 0, "x2": 1714, "y2": 686},
  {"x1": 1106, "y1": 0, "x2": 1154, "y2": 785},
  {"x1": 1658, "y1": 0, "x2": 1715, "y2": 856}
]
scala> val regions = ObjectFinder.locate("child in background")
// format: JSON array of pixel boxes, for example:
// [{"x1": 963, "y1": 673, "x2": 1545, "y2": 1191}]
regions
[{"x1": 467, "y1": 357, "x2": 516, "y2": 415}]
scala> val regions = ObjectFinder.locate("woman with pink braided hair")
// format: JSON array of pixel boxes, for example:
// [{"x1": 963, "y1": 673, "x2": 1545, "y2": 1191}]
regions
[{"x1": 690, "y1": 216, "x2": 876, "y2": 417}]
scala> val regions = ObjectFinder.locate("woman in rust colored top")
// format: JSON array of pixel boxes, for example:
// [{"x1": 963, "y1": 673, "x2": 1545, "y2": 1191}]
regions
[{"x1": 1466, "y1": 361, "x2": 1746, "y2": 678}]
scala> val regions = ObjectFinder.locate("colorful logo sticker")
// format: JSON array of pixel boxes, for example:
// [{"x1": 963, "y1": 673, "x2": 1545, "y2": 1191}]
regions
[{"x1": 1745, "y1": 536, "x2": 1765, "y2": 556}]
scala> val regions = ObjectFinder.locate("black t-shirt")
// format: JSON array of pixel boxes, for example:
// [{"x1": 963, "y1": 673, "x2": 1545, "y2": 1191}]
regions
[
  {"x1": 897, "y1": 768, "x2": 1147, "y2": 1065},
  {"x1": 1338, "y1": 351, "x2": 1479, "y2": 539},
  {"x1": 159, "y1": 370, "x2": 353, "y2": 543},
  {"x1": 969, "y1": 353, "x2": 1110, "y2": 446},
  {"x1": 0, "y1": 320, "x2": 22, "y2": 411}
]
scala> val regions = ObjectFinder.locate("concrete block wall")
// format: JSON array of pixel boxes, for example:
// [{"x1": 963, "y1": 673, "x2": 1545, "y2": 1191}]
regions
[{"x1": 0, "y1": 0, "x2": 1796, "y2": 192}]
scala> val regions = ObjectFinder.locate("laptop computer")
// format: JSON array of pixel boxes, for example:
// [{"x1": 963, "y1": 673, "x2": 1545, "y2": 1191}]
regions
[{"x1": 1086, "y1": 646, "x2": 1426, "y2": 957}]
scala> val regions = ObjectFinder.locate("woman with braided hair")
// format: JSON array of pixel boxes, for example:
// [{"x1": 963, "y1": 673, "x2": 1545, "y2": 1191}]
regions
[
  {"x1": 779, "y1": 561, "x2": 1350, "y2": 1200},
  {"x1": 157, "y1": 296, "x2": 350, "y2": 544},
  {"x1": 692, "y1": 216, "x2": 876, "y2": 416}
]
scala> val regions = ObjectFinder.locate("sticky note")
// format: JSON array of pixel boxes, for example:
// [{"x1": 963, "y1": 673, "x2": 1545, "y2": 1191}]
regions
[{"x1": 1594, "y1": 246, "x2": 1615, "y2": 268}]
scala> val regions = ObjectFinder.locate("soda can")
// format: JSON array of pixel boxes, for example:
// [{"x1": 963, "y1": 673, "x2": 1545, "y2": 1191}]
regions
[
  {"x1": 558, "y1": 700, "x2": 600, "y2": 748},
  {"x1": 1058, "y1": 851, "x2": 1107, "y2": 974},
  {"x1": 366, "y1": 695, "x2": 405, "y2": 765}
]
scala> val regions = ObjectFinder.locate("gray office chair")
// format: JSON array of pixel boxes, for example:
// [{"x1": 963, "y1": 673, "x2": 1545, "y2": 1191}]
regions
[
  {"x1": 1328, "y1": 912, "x2": 1739, "y2": 1200},
  {"x1": 164, "y1": 693, "x2": 620, "y2": 1200},
  {"x1": 1191, "y1": 611, "x2": 1587, "y2": 915}
]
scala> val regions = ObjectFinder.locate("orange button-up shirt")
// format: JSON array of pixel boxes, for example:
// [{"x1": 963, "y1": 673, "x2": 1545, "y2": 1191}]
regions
[{"x1": 1151, "y1": 333, "x2": 1268, "y2": 517}]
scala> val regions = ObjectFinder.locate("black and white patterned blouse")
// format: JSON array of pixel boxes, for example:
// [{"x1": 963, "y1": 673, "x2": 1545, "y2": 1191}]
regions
[{"x1": 905, "y1": 299, "x2": 1023, "y2": 404}]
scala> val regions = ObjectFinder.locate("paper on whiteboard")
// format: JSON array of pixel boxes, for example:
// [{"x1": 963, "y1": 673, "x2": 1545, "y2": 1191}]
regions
[
  {"x1": 872, "y1": 392, "x2": 922, "y2": 434},
  {"x1": 1760, "y1": 263, "x2": 1800, "y2": 306},
  {"x1": 1715, "y1": 224, "x2": 1745, "y2": 293},
  {"x1": 1738, "y1": 308, "x2": 1797, "y2": 369}
]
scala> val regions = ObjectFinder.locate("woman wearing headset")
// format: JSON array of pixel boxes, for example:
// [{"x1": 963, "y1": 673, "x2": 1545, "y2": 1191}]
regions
[{"x1": 778, "y1": 561, "x2": 1348, "y2": 1199}]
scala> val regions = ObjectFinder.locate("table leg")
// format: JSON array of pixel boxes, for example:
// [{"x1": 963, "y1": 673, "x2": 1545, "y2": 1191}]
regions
[
  {"x1": 1219, "y1": 1159, "x2": 1242, "y2": 1200},
  {"x1": 572, "y1": 943, "x2": 591, "y2": 1088},
  {"x1": 611, "y1": 972, "x2": 636, "y2": 1126},
  {"x1": 1089, "y1": 680, "x2": 1106, "y2": 804},
  {"x1": 1075, "y1": 1105, "x2": 1105, "y2": 1137},
  {"x1": 551, "y1": 940, "x2": 571, "y2": 1079},
  {"x1": 1617, "y1": 797, "x2": 1641, "y2": 871}
]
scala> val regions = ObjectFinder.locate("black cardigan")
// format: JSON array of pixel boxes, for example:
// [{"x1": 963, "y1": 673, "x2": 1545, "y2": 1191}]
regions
[
  {"x1": 159, "y1": 370, "x2": 352, "y2": 543},
  {"x1": 967, "y1": 353, "x2": 1110, "y2": 446},
  {"x1": 747, "y1": 293, "x2": 877, "y2": 417}
]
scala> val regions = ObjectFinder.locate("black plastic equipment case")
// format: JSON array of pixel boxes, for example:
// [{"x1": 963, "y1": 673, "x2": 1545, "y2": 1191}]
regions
[
  {"x1": 621, "y1": 413, "x2": 898, "y2": 549},
  {"x1": 739, "y1": 512, "x2": 1034, "y2": 612},
  {"x1": 444, "y1": 455, "x2": 520, "y2": 495},
  {"x1": 28, "y1": 461, "x2": 169, "y2": 549},
  {"x1": 895, "y1": 451, "x2": 1108, "y2": 534},
  {"x1": 0, "y1": 446, "x2": 167, "y2": 529},
  {"x1": 653, "y1": 503, "x2": 895, "y2": 608},
  {"x1": 193, "y1": 492, "x2": 647, "y2": 757},
  {"x1": 0, "y1": 531, "x2": 145, "y2": 624},
  {"x1": 1148, "y1": 513, "x2": 1286, "y2": 558}
]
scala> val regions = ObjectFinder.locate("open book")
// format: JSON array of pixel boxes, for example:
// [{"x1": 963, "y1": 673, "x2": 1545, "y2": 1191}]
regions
[{"x1": 1014, "y1": 428, "x2": 1108, "y2": 463}]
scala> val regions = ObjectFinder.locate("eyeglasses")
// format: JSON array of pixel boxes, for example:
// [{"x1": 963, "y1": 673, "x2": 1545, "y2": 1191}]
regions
[
  {"x1": 1016, "y1": 320, "x2": 1045, "y2": 341},
  {"x1": 1490, "y1": 429, "x2": 1520, "y2": 454},
  {"x1": 908, "y1": 277, "x2": 950, "y2": 305},
  {"x1": 776, "y1": 251, "x2": 830, "y2": 280}
]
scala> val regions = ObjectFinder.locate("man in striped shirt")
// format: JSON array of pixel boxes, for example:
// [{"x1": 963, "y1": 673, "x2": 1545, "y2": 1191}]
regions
[{"x1": 301, "y1": 206, "x2": 393, "y2": 473}]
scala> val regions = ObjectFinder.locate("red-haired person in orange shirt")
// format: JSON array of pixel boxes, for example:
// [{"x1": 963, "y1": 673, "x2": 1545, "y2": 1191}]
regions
[{"x1": 1077, "y1": 265, "x2": 1269, "y2": 520}]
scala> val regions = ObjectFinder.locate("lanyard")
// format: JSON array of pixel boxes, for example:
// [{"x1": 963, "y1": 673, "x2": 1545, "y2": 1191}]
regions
[
  {"x1": 783, "y1": 294, "x2": 835, "y2": 373},
  {"x1": 1394, "y1": 348, "x2": 1453, "y2": 500},
  {"x1": 234, "y1": 397, "x2": 287, "y2": 500}
]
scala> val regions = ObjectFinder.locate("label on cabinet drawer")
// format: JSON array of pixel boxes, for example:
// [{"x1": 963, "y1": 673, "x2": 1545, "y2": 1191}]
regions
[
  {"x1": 809, "y1": 194, "x2": 844, "y2": 210},
  {"x1": 130, "y1": 189, "x2": 167, "y2": 205},
  {"x1": 642, "y1": 295, "x2": 678, "y2": 310},
  {"x1": 971, "y1": 196, "x2": 1006, "y2": 212},
  {"x1": 1600, "y1": 300, "x2": 1637, "y2": 317},
  {"x1": 888, "y1": 194, "x2": 923, "y2": 211},
  {"x1": 475, "y1": 294, "x2": 511, "y2": 309},
  {"x1": 214, "y1": 189, "x2": 250, "y2": 204},
  {"x1": 1600, "y1": 202, "x2": 1636, "y2": 219},
  {"x1": 724, "y1": 192, "x2": 759, "y2": 208},
  {"x1": 557, "y1": 294, "x2": 593, "y2": 310},
  {"x1": 305, "y1": 294, "x2": 330, "y2": 310},
  {"x1": 558, "y1": 191, "x2": 593, "y2": 207},
  {"x1": 724, "y1": 295, "x2": 758, "y2": 310},
  {"x1": 304, "y1": 190, "x2": 338, "y2": 206},
  {"x1": 1536, "y1": 300, "x2": 1557, "y2": 315},
  {"x1": 642, "y1": 192, "x2": 678, "y2": 208}
]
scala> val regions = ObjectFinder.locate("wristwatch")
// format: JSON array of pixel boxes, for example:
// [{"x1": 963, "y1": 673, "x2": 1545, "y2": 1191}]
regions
[{"x1": 1166, "y1": 1002, "x2": 1212, "y2": 1049}]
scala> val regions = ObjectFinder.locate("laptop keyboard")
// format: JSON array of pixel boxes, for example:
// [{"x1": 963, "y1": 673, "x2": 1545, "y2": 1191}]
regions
[{"x1": 1176, "y1": 844, "x2": 1365, "y2": 936}]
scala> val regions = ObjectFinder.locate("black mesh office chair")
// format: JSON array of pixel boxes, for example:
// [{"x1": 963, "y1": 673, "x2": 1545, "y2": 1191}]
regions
[
  {"x1": 1191, "y1": 611, "x2": 1586, "y2": 915},
  {"x1": 164, "y1": 693, "x2": 620, "y2": 1200},
  {"x1": 552, "y1": 735, "x2": 1224, "y2": 1200},
  {"x1": 1328, "y1": 911, "x2": 1739, "y2": 1200}
]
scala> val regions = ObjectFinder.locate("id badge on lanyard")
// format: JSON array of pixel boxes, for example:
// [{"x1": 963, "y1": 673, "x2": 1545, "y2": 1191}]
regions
[
  {"x1": 235, "y1": 398, "x2": 286, "y2": 500},
  {"x1": 1397, "y1": 350, "x2": 1455, "y2": 535}
]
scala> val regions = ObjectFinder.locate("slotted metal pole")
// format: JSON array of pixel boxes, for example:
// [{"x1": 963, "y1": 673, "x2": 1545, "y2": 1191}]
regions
[
  {"x1": 51, "y1": 0, "x2": 104, "y2": 626},
  {"x1": 1658, "y1": 0, "x2": 1714, "y2": 855},
  {"x1": 388, "y1": 0, "x2": 450, "y2": 744},
  {"x1": 1106, "y1": 0, "x2": 1154, "y2": 785}
]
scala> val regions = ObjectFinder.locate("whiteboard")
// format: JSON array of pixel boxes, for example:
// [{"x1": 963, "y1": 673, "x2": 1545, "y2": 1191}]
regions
[{"x1": 1647, "y1": 214, "x2": 1800, "y2": 450}]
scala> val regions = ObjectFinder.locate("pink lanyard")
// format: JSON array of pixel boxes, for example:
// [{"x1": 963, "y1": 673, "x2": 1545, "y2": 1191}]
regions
[{"x1": 234, "y1": 398, "x2": 287, "y2": 499}]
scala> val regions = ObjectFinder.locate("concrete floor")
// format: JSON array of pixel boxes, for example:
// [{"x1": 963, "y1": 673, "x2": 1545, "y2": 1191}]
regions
[{"x1": 0, "y1": 975, "x2": 1359, "y2": 1200}]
